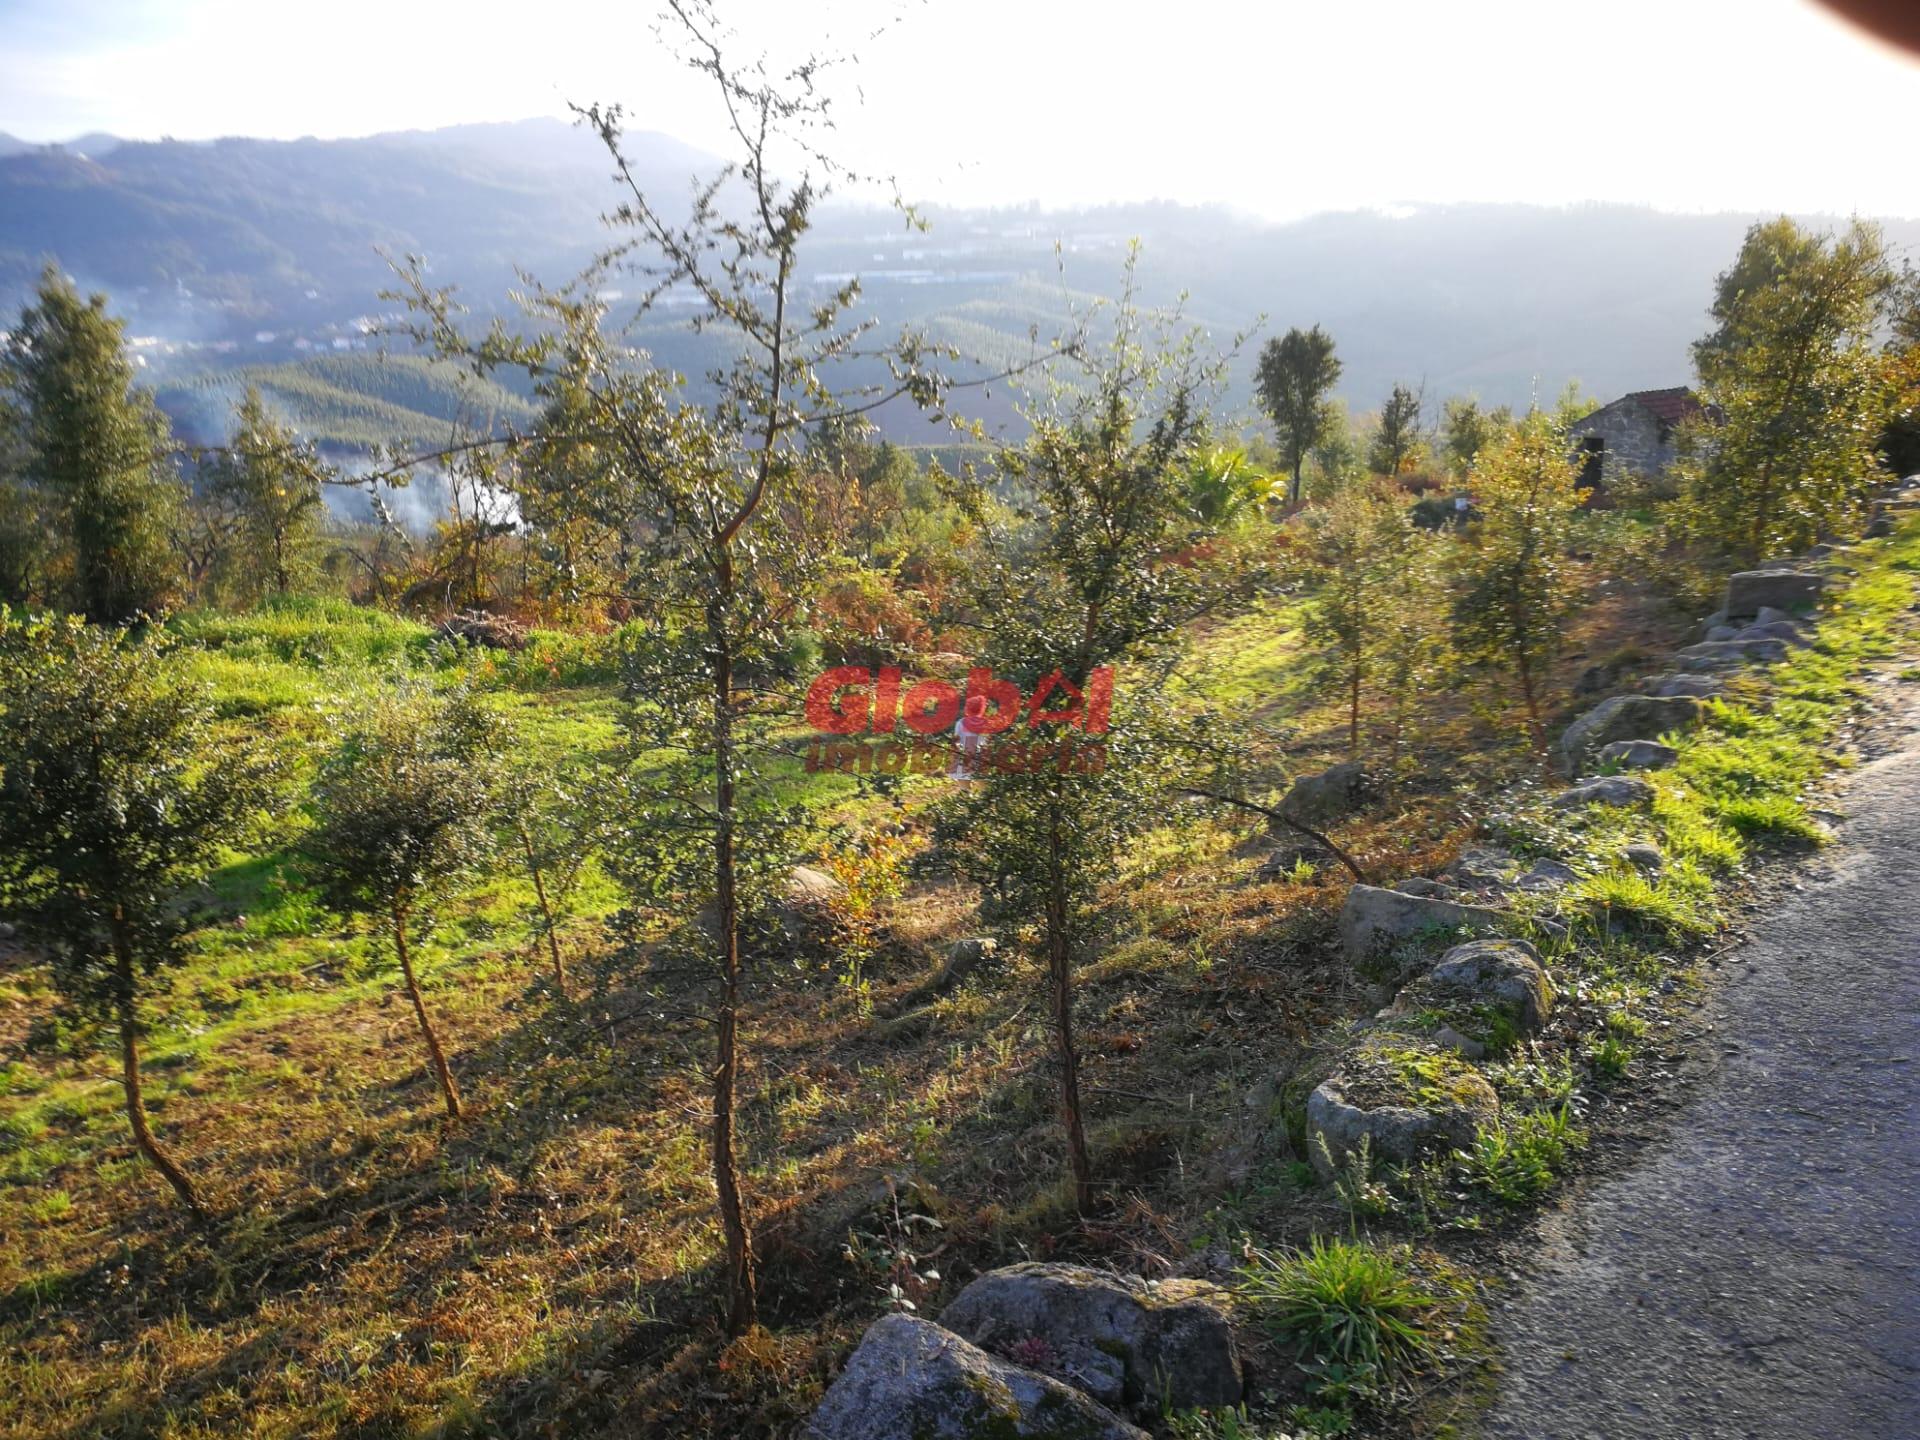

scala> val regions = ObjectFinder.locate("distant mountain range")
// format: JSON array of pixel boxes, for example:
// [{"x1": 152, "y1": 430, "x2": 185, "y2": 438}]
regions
[{"x1": 4, "y1": 118, "x2": 1914, "y2": 451}]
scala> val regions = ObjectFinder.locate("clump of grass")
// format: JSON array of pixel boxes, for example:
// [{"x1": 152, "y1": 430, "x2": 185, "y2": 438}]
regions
[
  {"x1": 1587, "y1": 1033, "x2": 1635, "y2": 1086},
  {"x1": 1571, "y1": 862, "x2": 1714, "y2": 938},
  {"x1": 1236, "y1": 1237, "x2": 1441, "y2": 1391},
  {"x1": 1650, "y1": 786, "x2": 1745, "y2": 870},
  {"x1": 1169, "y1": 1403, "x2": 1351, "y2": 1439},
  {"x1": 1311, "y1": 1133, "x2": 1395, "y2": 1220},
  {"x1": 1712, "y1": 793, "x2": 1826, "y2": 843},
  {"x1": 1465, "y1": 1106, "x2": 1587, "y2": 1204}
]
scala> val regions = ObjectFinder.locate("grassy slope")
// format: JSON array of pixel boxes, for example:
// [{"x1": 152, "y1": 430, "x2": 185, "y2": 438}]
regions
[{"x1": 0, "y1": 524, "x2": 1915, "y2": 1440}]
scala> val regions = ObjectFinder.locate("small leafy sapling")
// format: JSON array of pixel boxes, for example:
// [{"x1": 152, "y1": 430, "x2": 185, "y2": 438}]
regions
[
  {"x1": 1450, "y1": 415, "x2": 1580, "y2": 765},
  {"x1": 1299, "y1": 481, "x2": 1416, "y2": 758},
  {"x1": 500, "y1": 756, "x2": 612, "y2": 1000},
  {"x1": 942, "y1": 272, "x2": 1244, "y2": 1214},
  {"x1": 384, "y1": 0, "x2": 1056, "y2": 1335},
  {"x1": 0, "y1": 614, "x2": 279, "y2": 1216},
  {"x1": 204, "y1": 385, "x2": 329, "y2": 599},
  {"x1": 307, "y1": 686, "x2": 505, "y2": 1121},
  {"x1": 1368, "y1": 382, "x2": 1427, "y2": 479}
]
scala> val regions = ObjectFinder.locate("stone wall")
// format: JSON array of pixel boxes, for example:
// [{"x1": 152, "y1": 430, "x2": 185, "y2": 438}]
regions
[{"x1": 1569, "y1": 400, "x2": 1676, "y2": 489}]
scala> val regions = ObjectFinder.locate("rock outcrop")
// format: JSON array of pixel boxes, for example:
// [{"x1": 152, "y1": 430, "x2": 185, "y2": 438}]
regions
[
  {"x1": 1596, "y1": 739, "x2": 1677, "y2": 770},
  {"x1": 1513, "y1": 858, "x2": 1578, "y2": 893},
  {"x1": 1724, "y1": 568, "x2": 1824, "y2": 619},
  {"x1": 1307, "y1": 1043, "x2": 1500, "y2": 1175},
  {"x1": 940, "y1": 1263, "x2": 1242, "y2": 1413},
  {"x1": 1557, "y1": 694, "x2": 1701, "y2": 772},
  {"x1": 1674, "y1": 638, "x2": 1789, "y2": 670},
  {"x1": 805, "y1": 1313, "x2": 1149, "y2": 1440},
  {"x1": 1621, "y1": 842, "x2": 1665, "y2": 874},
  {"x1": 1552, "y1": 775, "x2": 1655, "y2": 810},
  {"x1": 1643, "y1": 673, "x2": 1726, "y2": 699},
  {"x1": 1338, "y1": 883, "x2": 1516, "y2": 963},
  {"x1": 1421, "y1": 938, "x2": 1553, "y2": 1033},
  {"x1": 1281, "y1": 760, "x2": 1373, "y2": 824}
]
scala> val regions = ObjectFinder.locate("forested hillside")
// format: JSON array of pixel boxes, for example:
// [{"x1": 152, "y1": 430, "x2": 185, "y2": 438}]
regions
[
  {"x1": 6, "y1": 121, "x2": 1916, "y2": 448},
  {"x1": 156, "y1": 354, "x2": 539, "y2": 450}
]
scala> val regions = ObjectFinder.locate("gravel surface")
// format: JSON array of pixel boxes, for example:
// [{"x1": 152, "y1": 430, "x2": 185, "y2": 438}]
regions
[{"x1": 1482, "y1": 698, "x2": 1920, "y2": 1439}]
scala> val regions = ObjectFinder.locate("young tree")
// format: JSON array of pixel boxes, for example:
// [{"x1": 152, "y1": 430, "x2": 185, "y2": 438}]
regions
[
  {"x1": 1369, "y1": 382, "x2": 1427, "y2": 479},
  {"x1": 501, "y1": 758, "x2": 611, "y2": 1000},
  {"x1": 1450, "y1": 418, "x2": 1580, "y2": 763},
  {"x1": 942, "y1": 285, "x2": 1235, "y2": 1215},
  {"x1": 1306, "y1": 398, "x2": 1366, "y2": 499},
  {"x1": 1255, "y1": 325, "x2": 1343, "y2": 506},
  {"x1": 1680, "y1": 217, "x2": 1896, "y2": 562},
  {"x1": 2, "y1": 267, "x2": 181, "y2": 622},
  {"x1": 1372, "y1": 523, "x2": 1450, "y2": 779},
  {"x1": 0, "y1": 614, "x2": 277, "y2": 1216},
  {"x1": 1440, "y1": 395, "x2": 1512, "y2": 480},
  {"x1": 307, "y1": 688, "x2": 504, "y2": 1121},
  {"x1": 808, "y1": 419, "x2": 915, "y2": 566},
  {"x1": 1300, "y1": 482, "x2": 1417, "y2": 756},
  {"x1": 208, "y1": 386, "x2": 329, "y2": 599},
  {"x1": 389, "y1": 1, "x2": 1038, "y2": 1333}
]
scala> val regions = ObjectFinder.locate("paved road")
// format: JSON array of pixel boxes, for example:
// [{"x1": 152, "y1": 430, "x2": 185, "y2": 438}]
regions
[{"x1": 1483, "y1": 695, "x2": 1920, "y2": 1440}]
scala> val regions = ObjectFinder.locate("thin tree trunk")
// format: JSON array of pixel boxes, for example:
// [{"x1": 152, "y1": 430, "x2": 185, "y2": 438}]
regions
[
  {"x1": 394, "y1": 900, "x2": 462, "y2": 1120},
  {"x1": 111, "y1": 920, "x2": 204, "y2": 1216},
  {"x1": 1517, "y1": 655, "x2": 1551, "y2": 772},
  {"x1": 1349, "y1": 661, "x2": 1362, "y2": 757},
  {"x1": 1749, "y1": 458, "x2": 1777, "y2": 567},
  {"x1": 1046, "y1": 813, "x2": 1094, "y2": 1217},
  {"x1": 710, "y1": 578, "x2": 758, "y2": 1337},
  {"x1": 519, "y1": 824, "x2": 568, "y2": 998},
  {"x1": 1291, "y1": 455, "x2": 1305, "y2": 508}
]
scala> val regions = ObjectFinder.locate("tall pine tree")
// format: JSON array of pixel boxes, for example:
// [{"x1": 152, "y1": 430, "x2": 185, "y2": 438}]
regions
[{"x1": 3, "y1": 267, "x2": 181, "y2": 622}]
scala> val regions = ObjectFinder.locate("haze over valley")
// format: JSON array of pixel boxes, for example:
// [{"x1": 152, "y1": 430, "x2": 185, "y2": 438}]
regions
[{"x1": 5, "y1": 117, "x2": 1915, "y2": 456}]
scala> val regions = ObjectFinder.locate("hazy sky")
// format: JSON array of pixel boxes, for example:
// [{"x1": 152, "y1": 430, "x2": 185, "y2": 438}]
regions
[{"x1": 3, "y1": 0, "x2": 1917, "y2": 219}]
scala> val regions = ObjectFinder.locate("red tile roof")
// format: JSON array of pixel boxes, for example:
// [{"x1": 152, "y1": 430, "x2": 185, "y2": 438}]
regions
[{"x1": 1622, "y1": 387, "x2": 1705, "y2": 426}]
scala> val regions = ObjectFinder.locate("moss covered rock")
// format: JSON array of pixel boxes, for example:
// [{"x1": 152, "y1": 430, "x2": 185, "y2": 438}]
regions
[
  {"x1": 939, "y1": 1262, "x2": 1241, "y2": 1413},
  {"x1": 1308, "y1": 1038, "x2": 1499, "y2": 1175},
  {"x1": 804, "y1": 1313, "x2": 1147, "y2": 1440}
]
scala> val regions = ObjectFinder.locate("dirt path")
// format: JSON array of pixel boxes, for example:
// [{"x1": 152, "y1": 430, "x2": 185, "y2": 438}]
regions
[{"x1": 1482, "y1": 691, "x2": 1920, "y2": 1439}]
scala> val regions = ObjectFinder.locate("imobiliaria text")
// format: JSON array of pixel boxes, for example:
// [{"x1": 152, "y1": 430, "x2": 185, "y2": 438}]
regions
[{"x1": 801, "y1": 664, "x2": 1114, "y2": 778}]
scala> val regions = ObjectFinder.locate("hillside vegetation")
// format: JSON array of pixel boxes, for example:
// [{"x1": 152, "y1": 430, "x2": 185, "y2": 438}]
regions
[
  {"x1": 156, "y1": 356, "x2": 539, "y2": 451},
  {"x1": 3, "y1": 30, "x2": 1919, "y2": 1439}
]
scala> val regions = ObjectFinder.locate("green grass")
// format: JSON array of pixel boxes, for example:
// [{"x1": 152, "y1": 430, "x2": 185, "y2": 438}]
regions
[
  {"x1": 1712, "y1": 793, "x2": 1827, "y2": 842},
  {"x1": 1569, "y1": 860, "x2": 1715, "y2": 938},
  {"x1": 1178, "y1": 595, "x2": 1314, "y2": 720},
  {"x1": 1237, "y1": 1238, "x2": 1444, "y2": 1392},
  {"x1": 1465, "y1": 1106, "x2": 1587, "y2": 1204}
]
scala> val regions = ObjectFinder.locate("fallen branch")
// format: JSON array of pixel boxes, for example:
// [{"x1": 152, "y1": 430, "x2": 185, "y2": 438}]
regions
[{"x1": 1176, "y1": 788, "x2": 1370, "y2": 884}]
